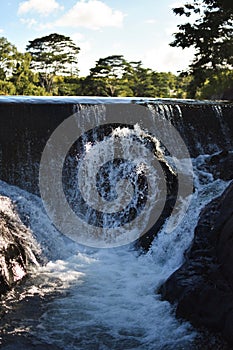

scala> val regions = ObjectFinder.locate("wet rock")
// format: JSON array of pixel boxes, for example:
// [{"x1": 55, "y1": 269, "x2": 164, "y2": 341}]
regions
[
  {"x1": 0, "y1": 196, "x2": 40, "y2": 294},
  {"x1": 197, "y1": 150, "x2": 233, "y2": 181},
  {"x1": 160, "y1": 181, "x2": 233, "y2": 345},
  {"x1": 136, "y1": 154, "x2": 179, "y2": 251}
]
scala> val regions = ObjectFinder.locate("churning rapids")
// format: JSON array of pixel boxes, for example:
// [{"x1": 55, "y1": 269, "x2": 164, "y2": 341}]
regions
[
  {"x1": 0, "y1": 164, "x2": 228, "y2": 349},
  {"x1": 0, "y1": 101, "x2": 231, "y2": 349}
]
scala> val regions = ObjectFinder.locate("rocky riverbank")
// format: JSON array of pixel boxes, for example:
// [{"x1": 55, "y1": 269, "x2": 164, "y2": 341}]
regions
[
  {"x1": 160, "y1": 180, "x2": 233, "y2": 345},
  {"x1": 0, "y1": 196, "x2": 40, "y2": 295}
]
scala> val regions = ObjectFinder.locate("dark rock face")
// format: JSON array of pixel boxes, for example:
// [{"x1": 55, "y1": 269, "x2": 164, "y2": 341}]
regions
[
  {"x1": 0, "y1": 196, "x2": 39, "y2": 295},
  {"x1": 137, "y1": 155, "x2": 178, "y2": 250},
  {"x1": 160, "y1": 181, "x2": 233, "y2": 344},
  {"x1": 197, "y1": 150, "x2": 233, "y2": 181}
]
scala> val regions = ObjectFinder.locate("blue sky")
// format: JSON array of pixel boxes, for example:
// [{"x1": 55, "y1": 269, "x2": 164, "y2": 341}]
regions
[{"x1": 0, "y1": 0, "x2": 195, "y2": 76}]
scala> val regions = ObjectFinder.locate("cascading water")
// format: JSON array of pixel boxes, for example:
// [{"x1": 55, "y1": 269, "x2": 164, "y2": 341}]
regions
[
  {"x1": 39, "y1": 103, "x2": 190, "y2": 249},
  {"x1": 62, "y1": 123, "x2": 158, "y2": 246},
  {"x1": 0, "y1": 98, "x2": 232, "y2": 349},
  {"x1": 0, "y1": 163, "x2": 228, "y2": 349}
]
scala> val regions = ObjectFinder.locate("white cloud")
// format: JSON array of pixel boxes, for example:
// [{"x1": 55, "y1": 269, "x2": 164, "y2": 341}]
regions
[
  {"x1": 55, "y1": 0, "x2": 125, "y2": 30},
  {"x1": 142, "y1": 44, "x2": 195, "y2": 73},
  {"x1": 71, "y1": 32, "x2": 85, "y2": 42},
  {"x1": 20, "y1": 18, "x2": 38, "y2": 28},
  {"x1": 77, "y1": 42, "x2": 93, "y2": 75},
  {"x1": 79, "y1": 41, "x2": 91, "y2": 53},
  {"x1": 169, "y1": 1, "x2": 186, "y2": 9},
  {"x1": 70, "y1": 32, "x2": 92, "y2": 76},
  {"x1": 18, "y1": 0, "x2": 63, "y2": 16},
  {"x1": 145, "y1": 19, "x2": 157, "y2": 24},
  {"x1": 0, "y1": 29, "x2": 4, "y2": 34}
]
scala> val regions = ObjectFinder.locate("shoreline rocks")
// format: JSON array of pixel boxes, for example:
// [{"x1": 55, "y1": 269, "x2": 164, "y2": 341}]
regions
[
  {"x1": 160, "y1": 181, "x2": 233, "y2": 345},
  {"x1": 196, "y1": 150, "x2": 233, "y2": 181},
  {"x1": 0, "y1": 196, "x2": 40, "y2": 295}
]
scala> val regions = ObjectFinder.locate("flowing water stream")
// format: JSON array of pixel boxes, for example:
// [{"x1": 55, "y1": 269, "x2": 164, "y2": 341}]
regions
[
  {"x1": 0, "y1": 157, "x2": 228, "y2": 350},
  {"x1": 0, "y1": 100, "x2": 231, "y2": 349}
]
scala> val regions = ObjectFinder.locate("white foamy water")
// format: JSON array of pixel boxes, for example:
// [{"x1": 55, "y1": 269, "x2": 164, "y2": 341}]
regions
[
  {"x1": 0, "y1": 151, "x2": 228, "y2": 349},
  {"x1": 39, "y1": 103, "x2": 194, "y2": 249}
]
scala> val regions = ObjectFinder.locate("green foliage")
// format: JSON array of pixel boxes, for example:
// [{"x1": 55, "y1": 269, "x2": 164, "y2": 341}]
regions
[
  {"x1": 174, "y1": 74, "x2": 192, "y2": 98},
  {"x1": 0, "y1": 37, "x2": 18, "y2": 79},
  {"x1": 26, "y1": 33, "x2": 80, "y2": 93},
  {"x1": 10, "y1": 52, "x2": 48, "y2": 95},
  {"x1": 0, "y1": 80, "x2": 16, "y2": 95},
  {"x1": 151, "y1": 72, "x2": 176, "y2": 98},
  {"x1": 54, "y1": 75, "x2": 82, "y2": 96},
  {"x1": 0, "y1": 32, "x2": 216, "y2": 98},
  {"x1": 86, "y1": 55, "x2": 132, "y2": 96},
  {"x1": 197, "y1": 68, "x2": 233, "y2": 98},
  {"x1": 124, "y1": 61, "x2": 155, "y2": 97},
  {"x1": 83, "y1": 56, "x2": 182, "y2": 98},
  {"x1": 171, "y1": 0, "x2": 233, "y2": 97},
  {"x1": 0, "y1": 37, "x2": 46, "y2": 95},
  {"x1": 0, "y1": 33, "x2": 198, "y2": 98}
]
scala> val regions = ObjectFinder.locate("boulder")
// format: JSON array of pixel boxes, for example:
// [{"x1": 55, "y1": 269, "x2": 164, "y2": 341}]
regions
[
  {"x1": 160, "y1": 181, "x2": 233, "y2": 345},
  {"x1": 197, "y1": 150, "x2": 233, "y2": 181},
  {"x1": 136, "y1": 152, "x2": 178, "y2": 251},
  {"x1": 0, "y1": 196, "x2": 40, "y2": 295}
]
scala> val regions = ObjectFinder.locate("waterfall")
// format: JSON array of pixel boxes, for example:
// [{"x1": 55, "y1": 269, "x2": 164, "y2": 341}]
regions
[
  {"x1": 0, "y1": 97, "x2": 232, "y2": 194},
  {"x1": 0, "y1": 160, "x2": 228, "y2": 349},
  {"x1": 38, "y1": 102, "x2": 193, "y2": 249},
  {"x1": 0, "y1": 97, "x2": 232, "y2": 349}
]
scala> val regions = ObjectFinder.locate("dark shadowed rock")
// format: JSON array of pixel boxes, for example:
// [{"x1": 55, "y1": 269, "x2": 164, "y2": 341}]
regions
[
  {"x1": 160, "y1": 181, "x2": 233, "y2": 345},
  {"x1": 136, "y1": 152, "x2": 178, "y2": 251},
  {"x1": 197, "y1": 150, "x2": 233, "y2": 181},
  {"x1": 0, "y1": 196, "x2": 40, "y2": 294}
]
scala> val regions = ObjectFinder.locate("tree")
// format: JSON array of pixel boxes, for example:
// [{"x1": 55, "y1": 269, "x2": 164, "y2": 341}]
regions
[
  {"x1": 0, "y1": 80, "x2": 16, "y2": 95},
  {"x1": 151, "y1": 72, "x2": 177, "y2": 98},
  {"x1": 196, "y1": 68, "x2": 233, "y2": 98},
  {"x1": 171, "y1": 0, "x2": 233, "y2": 97},
  {"x1": 124, "y1": 61, "x2": 156, "y2": 97},
  {"x1": 82, "y1": 56, "x2": 185, "y2": 98},
  {"x1": 0, "y1": 37, "x2": 18, "y2": 80},
  {"x1": 54, "y1": 75, "x2": 82, "y2": 96},
  {"x1": 10, "y1": 52, "x2": 48, "y2": 95},
  {"x1": 86, "y1": 55, "x2": 132, "y2": 96},
  {"x1": 26, "y1": 33, "x2": 80, "y2": 93}
]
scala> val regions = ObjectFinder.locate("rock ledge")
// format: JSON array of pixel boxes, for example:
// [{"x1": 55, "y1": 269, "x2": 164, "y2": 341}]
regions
[{"x1": 160, "y1": 181, "x2": 233, "y2": 344}]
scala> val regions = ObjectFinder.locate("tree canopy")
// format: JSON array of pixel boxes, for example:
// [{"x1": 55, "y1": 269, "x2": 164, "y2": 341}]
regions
[
  {"x1": 0, "y1": 37, "x2": 18, "y2": 80},
  {"x1": 26, "y1": 33, "x2": 80, "y2": 92},
  {"x1": 0, "y1": 36, "x2": 48, "y2": 95},
  {"x1": 171, "y1": 0, "x2": 233, "y2": 97},
  {"x1": 80, "y1": 55, "x2": 183, "y2": 98},
  {"x1": 86, "y1": 55, "x2": 131, "y2": 96},
  {"x1": 0, "y1": 29, "x2": 231, "y2": 99},
  {"x1": 0, "y1": 35, "x2": 192, "y2": 98}
]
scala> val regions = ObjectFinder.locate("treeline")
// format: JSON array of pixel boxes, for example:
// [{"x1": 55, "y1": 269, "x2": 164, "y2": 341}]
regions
[
  {"x1": 0, "y1": 34, "x2": 190, "y2": 98},
  {"x1": 1, "y1": 0, "x2": 233, "y2": 100}
]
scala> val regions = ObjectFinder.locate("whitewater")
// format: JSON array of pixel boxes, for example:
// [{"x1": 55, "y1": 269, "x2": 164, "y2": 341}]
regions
[{"x1": 0, "y1": 153, "x2": 228, "y2": 350}]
